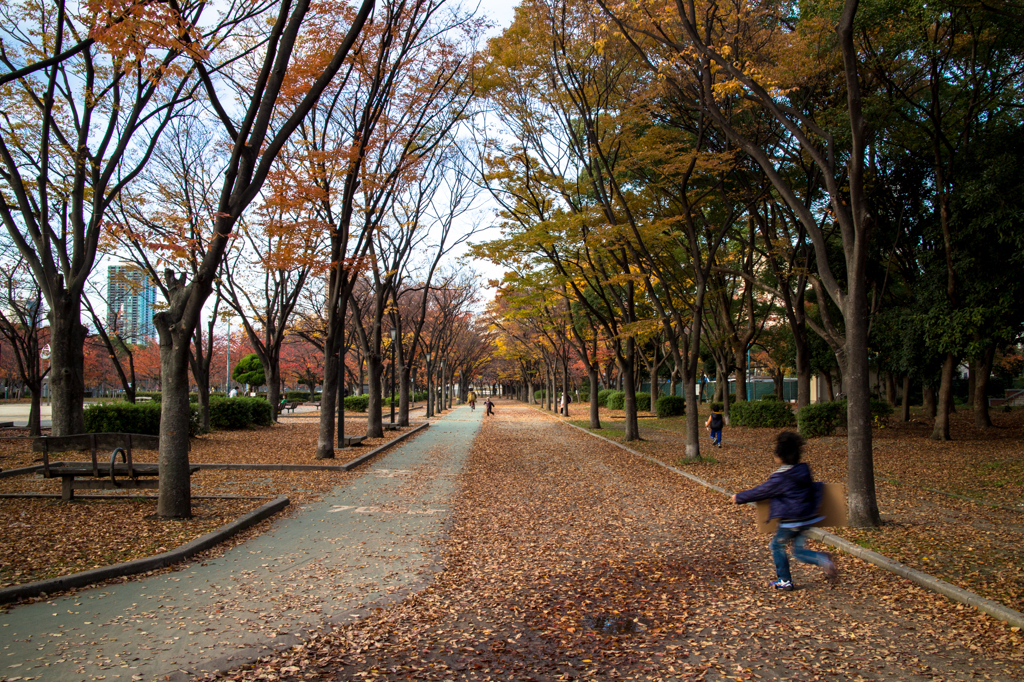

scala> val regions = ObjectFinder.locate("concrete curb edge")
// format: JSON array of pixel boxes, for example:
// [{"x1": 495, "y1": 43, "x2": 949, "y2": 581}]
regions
[
  {"x1": 341, "y1": 422, "x2": 430, "y2": 470},
  {"x1": 0, "y1": 495, "x2": 290, "y2": 606},
  {"x1": 559, "y1": 418, "x2": 1024, "y2": 630}
]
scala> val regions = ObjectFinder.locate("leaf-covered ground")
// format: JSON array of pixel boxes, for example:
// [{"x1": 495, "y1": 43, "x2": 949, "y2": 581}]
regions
[
  {"x1": 0, "y1": 419, "x2": 418, "y2": 591},
  {"x1": 203, "y1": 404, "x2": 1023, "y2": 682},
  {"x1": 561, "y1": 403, "x2": 1024, "y2": 613}
]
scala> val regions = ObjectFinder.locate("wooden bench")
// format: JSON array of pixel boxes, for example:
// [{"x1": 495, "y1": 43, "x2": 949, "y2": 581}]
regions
[
  {"x1": 306, "y1": 401, "x2": 321, "y2": 409},
  {"x1": 33, "y1": 433, "x2": 196, "y2": 501},
  {"x1": 280, "y1": 401, "x2": 301, "y2": 414}
]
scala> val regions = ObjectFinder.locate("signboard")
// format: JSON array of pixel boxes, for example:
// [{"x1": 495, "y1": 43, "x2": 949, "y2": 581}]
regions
[{"x1": 754, "y1": 483, "x2": 848, "y2": 533}]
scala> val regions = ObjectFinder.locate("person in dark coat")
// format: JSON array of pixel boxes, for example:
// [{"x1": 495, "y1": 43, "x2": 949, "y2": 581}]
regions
[
  {"x1": 705, "y1": 402, "x2": 724, "y2": 447},
  {"x1": 731, "y1": 431, "x2": 838, "y2": 591}
]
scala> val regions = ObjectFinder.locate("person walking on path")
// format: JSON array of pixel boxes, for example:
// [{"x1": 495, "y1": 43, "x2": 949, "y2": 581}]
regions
[
  {"x1": 705, "y1": 402, "x2": 724, "y2": 448},
  {"x1": 731, "y1": 431, "x2": 838, "y2": 591},
  {"x1": 468, "y1": 390, "x2": 477, "y2": 410}
]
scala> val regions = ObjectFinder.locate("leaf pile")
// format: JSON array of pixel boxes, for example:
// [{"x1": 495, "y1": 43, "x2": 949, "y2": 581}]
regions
[
  {"x1": 202, "y1": 406, "x2": 1023, "y2": 682},
  {"x1": 566, "y1": 405, "x2": 1024, "y2": 612},
  {"x1": 0, "y1": 497, "x2": 260, "y2": 588}
]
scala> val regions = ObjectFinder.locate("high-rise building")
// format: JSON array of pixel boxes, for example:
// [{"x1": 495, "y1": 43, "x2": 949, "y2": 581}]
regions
[{"x1": 106, "y1": 264, "x2": 158, "y2": 343}]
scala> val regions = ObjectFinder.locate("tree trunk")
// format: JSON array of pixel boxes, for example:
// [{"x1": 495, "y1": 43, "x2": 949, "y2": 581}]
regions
[
  {"x1": 48, "y1": 302, "x2": 87, "y2": 436},
  {"x1": 900, "y1": 375, "x2": 911, "y2": 422},
  {"x1": 773, "y1": 369, "x2": 784, "y2": 399},
  {"x1": 27, "y1": 380, "x2": 42, "y2": 437},
  {"x1": 823, "y1": 369, "x2": 835, "y2": 402},
  {"x1": 367, "y1": 354, "x2": 383, "y2": 438},
  {"x1": 923, "y1": 383, "x2": 937, "y2": 418},
  {"x1": 974, "y1": 346, "x2": 994, "y2": 428},
  {"x1": 733, "y1": 348, "x2": 747, "y2": 402},
  {"x1": 967, "y1": 359, "x2": 977, "y2": 409},
  {"x1": 316, "y1": 341, "x2": 339, "y2": 459},
  {"x1": 621, "y1": 339, "x2": 639, "y2": 441},
  {"x1": 931, "y1": 352, "x2": 955, "y2": 441},
  {"x1": 885, "y1": 373, "x2": 897, "y2": 406},
  {"x1": 399, "y1": 365, "x2": 411, "y2": 427},
  {"x1": 157, "y1": 337, "x2": 193, "y2": 519},
  {"x1": 684, "y1": 373, "x2": 700, "y2": 460},
  {"x1": 588, "y1": 367, "x2": 601, "y2": 429},
  {"x1": 843, "y1": 287, "x2": 880, "y2": 528},
  {"x1": 266, "y1": 362, "x2": 281, "y2": 422},
  {"x1": 194, "y1": 372, "x2": 210, "y2": 434}
]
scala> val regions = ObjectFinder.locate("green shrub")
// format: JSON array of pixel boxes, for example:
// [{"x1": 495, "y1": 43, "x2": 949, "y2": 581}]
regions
[
  {"x1": 635, "y1": 393, "x2": 651, "y2": 411},
  {"x1": 286, "y1": 391, "x2": 311, "y2": 401},
  {"x1": 344, "y1": 394, "x2": 370, "y2": 412},
  {"x1": 797, "y1": 401, "x2": 845, "y2": 438},
  {"x1": 578, "y1": 390, "x2": 589, "y2": 403},
  {"x1": 798, "y1": 399, "x2": 896, "y2": 438},
  {"x1": 606, "y1": 391, "x2": 626, "y2": 410},
  {"x1": 209, "y1": 396, "x2": 272, "y2": 429},
  {"x1": 534, "y1": 389, "x2": 548, "y2": 400},
  {"x1": 728, "y1": 393, "x2": 736, "y2": 404},
  {"x1": 414, "y1": 391, "x2": 428, "y2": 402},
  {"x1": 656, "y1": 395, "x2": 686, "y2": 417},
  {"x1": 84, "y1": 401, "x2": 200, "y2": 437},
  {"x1": 760, "y1": 393, "x2": 780, "y2": 401},
  {"x1": 597, "y1": 389, "x2": 617, "y2": 407},
  {"x1": 731, "y1": 399, "x2": 795, "y2": 428}
]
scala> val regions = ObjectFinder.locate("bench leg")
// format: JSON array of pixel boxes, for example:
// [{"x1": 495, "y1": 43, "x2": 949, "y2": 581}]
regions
[{"x1": 62, "y1": 477, "x2": 74, "y2": 501}]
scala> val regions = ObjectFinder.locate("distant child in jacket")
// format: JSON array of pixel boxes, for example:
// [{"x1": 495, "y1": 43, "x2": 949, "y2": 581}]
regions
[
  {"x1": 731, "y1": 431, "x2": 838, "y2": 591},
  {"x1": 705, "y1": 403, "x2": 724, "y2": 448}
]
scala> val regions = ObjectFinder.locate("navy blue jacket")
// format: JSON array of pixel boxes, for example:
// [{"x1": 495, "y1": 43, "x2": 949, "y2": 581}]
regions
[{"x1": 735, "y1": 462, "x2": 824, "y2": 521}]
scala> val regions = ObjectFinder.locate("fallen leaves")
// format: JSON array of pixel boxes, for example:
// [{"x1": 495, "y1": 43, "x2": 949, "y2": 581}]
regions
[{"x1": 198, "y1": 405, "x2": 1023, "y2": 682}]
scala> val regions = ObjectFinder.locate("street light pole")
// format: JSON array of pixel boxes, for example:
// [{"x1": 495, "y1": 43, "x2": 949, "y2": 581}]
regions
[{"x1": 389, "y1": 328, "x2": 397, "y2": 425}]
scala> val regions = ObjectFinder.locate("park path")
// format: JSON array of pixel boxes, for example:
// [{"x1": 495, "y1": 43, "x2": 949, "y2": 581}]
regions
[
  {"x1": 229, "y1": 404, "x2": 1022, "y2": 681},
  {"x1": 0, "y1": 407, "x2": 482, "y2": 681}
]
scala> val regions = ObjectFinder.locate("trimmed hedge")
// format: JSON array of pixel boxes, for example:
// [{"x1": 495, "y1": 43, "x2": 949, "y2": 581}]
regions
[
  {"x1": 597, "y1": 389, "x2": 617, "y2": 407},
  {"x1": 209, "y1": 396, "x2": 273, "y2": 429},
  {"x1": 797, "y1": 399, "x2": 895, "y2": 438},
  {"x1": 344, "y1": 394, "x2": 370, "y2": 412},
  {"x1": 731, "y1": 399, "x2": 795, "y2": 428},
  {"x1": 286, "y1": 391, "x2": 311, "y2": 401},
  {"x1": 760, "y1": 394, "x2": 780, "y2": 401},
  {"x1": 84, "y1": 401, "x2": 201, "y2": 437},
  {"x1": 606, "y1": 392, "x2": 651, "y2": 411},
  {"x1": 655, "y1": 395, "x2": 686, "y2": 417}
]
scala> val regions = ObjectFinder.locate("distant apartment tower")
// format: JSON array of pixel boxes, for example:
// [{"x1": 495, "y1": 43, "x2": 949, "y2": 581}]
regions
[{"x1": 106, "y1": 264, "x2": 157, "y2": 343}]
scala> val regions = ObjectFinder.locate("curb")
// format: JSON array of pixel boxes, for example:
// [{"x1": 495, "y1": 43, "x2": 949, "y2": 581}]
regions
[
  {"x1": 0, "y1": 495, "x2": 289, "y2": 606},
  {"x1": 342, "y1": 422, "x2": 430, "y2": 470},
  {"x1": 559, "y1": 418, "x2": 1024, "y2": 630}
]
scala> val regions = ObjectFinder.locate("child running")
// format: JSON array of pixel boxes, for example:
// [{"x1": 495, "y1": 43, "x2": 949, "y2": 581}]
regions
[
  {"x1": 705, "y1": 402, "x2": 724, "y2": 448},
  {"x1": 731, "y1": 431, "x2": 838, "y2": 591}
]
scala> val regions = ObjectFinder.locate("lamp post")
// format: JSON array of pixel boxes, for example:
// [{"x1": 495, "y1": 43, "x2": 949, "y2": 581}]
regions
[
  {"x1": 425, "y1": 352, "x2": 432, "y2": 417},
  {"x1": 389, "y1": 328, "x2": 397, "y2": 425}
]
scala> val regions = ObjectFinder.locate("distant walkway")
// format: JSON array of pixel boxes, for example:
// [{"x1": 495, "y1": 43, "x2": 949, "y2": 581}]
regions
[{"x1": 0, "y1": 407, "x2": 482, "y2": 680}]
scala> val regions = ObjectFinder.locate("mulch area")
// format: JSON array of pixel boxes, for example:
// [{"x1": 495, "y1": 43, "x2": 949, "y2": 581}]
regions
[
  {"x1": 0, "y1": 419, "x2": 422, "y2": 592},
  {"x1": 203, "y1": 405, "x2": 1023, "y2": 682},
  {"x1": 557, "y1": 403, "x2": 1024, "y2": 614}
]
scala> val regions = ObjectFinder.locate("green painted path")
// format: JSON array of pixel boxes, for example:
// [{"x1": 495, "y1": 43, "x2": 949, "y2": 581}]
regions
[{"x1": 0, "y1": 407, "x2": 482, "y2": 681}]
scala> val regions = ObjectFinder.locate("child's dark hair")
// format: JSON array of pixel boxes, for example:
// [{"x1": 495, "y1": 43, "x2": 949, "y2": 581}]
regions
[
  {"x1": 710, "y1": 402, "x2": 723, "y2": 412},
  {"x1": 775, "y1": 431, "x2": 804, "y2": 465}
]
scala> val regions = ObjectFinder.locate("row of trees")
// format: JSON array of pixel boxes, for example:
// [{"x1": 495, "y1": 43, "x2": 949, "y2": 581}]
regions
[
  {"x1": 471, "y1": 0, "x2": 1024, "y2": 528},
  {"x1": 0, "y1": 0, "x2": 500, "y2": 517}
]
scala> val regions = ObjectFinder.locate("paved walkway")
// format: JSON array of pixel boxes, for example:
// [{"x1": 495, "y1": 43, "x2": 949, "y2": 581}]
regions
[{"x1": 0, "y1": 407, "x2": 482, "y2": 681}]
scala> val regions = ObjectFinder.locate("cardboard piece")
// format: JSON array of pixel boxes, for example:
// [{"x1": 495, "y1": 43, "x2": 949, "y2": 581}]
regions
[{"x1": 754, "y1": 483, "x2": 848, "y2": 533}]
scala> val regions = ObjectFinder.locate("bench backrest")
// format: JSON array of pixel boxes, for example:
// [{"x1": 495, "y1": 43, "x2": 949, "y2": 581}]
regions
[{"x1": 33, "y1": 433, "x2": 161, "y2": 453}]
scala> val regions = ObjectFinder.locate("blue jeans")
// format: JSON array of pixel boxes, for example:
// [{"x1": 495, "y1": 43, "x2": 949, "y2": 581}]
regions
[
  {"x1": 770, "y1": 525, "x2": 829, "y2": 582},
  {"x1": 709, "y1": 428, "x2": 722, "y2": 445}
]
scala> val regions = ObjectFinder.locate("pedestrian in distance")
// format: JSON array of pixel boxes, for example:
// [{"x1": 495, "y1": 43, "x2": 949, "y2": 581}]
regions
[
  {"x1": 731, "y1": 431, "x2": 838, "y2": 591},
  {"x1": 228, "y1": 386, "x2": 238, "y2": 398},
  {"x1": 468, "y1": 389, "x2": 477, "y2": 410},
  {"x1": 705, "y1": 402, "x2": 724, "y2": 448},
  {"x1": 484, "y1": 397, "x2": 494, "y2": 416}
]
